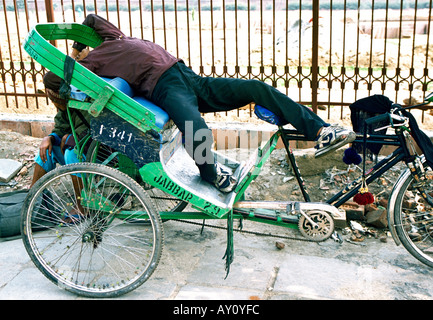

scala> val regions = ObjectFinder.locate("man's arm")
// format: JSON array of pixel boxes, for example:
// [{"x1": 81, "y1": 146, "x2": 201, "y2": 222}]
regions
[
  {"x1": 38, "y1": 110, "x2": 69, "y2": 162},
  {"x1": 72, "y1": 14, "x2": 125, "y2": 53},
  {"x1": 50, "y1": 111, "x2": 71, "y2": 144}
]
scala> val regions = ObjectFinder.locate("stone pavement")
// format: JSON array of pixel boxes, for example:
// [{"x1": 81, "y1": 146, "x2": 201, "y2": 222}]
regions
[{"x1": 1, "y1": 218, "x2": 433, "y2": 301}]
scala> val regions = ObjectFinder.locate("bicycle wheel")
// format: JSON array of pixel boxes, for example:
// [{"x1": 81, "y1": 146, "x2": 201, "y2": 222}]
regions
[
  {"x1": 86, "y1": 140, "x2": 187, "y2": 214},
  {"x1": 393, "y1": 161, "x2": 433, "y2": 268},
  {"x1": 21, "y1": 163, "x2": 163, "y2": 298}
]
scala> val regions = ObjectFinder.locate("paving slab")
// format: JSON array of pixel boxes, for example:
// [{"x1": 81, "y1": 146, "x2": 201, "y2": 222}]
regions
[{"x1": 0, "y1": 159, "x2": 22, "y2": 183}]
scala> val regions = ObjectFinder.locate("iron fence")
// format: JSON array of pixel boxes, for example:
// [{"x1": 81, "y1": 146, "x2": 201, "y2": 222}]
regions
[{"x1": 1, "y1": 0, "x2": 433, "y2": 123}]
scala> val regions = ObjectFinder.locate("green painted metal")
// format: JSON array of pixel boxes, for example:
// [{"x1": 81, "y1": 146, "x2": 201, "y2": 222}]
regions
[
  {"x1": 139, "y1": 162, "x2": 231, "y2": 218},
  {"x1": 233, "y1": 208, "x2": 299, "y2": 229},
  {"x1": 233, "y1": 131, "x2": 281, "y2": 202},
  {"x1": 35, "y1": 23, "x2": 104, "y2": 47},
  {"x1": 88, "y1": 85, "x2": 114, "y2": 117}
]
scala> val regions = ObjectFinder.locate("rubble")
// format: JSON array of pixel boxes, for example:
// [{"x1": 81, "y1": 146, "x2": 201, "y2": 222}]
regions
[
  {"x1": 0, "y1": 131, "x2": 39, "y2": 191},
  {"x1": 341, "y1": 201, "x2": 365, "y2": 220},
  {"x1": 366, "y1": 208, "x2": 388, "y2": 228},
  {"x1": 350, "y1": 230, "x2": 365, "y2": 243},
  {"x1": 275, "y1": 241, "x2": 285, "y2": 250}
]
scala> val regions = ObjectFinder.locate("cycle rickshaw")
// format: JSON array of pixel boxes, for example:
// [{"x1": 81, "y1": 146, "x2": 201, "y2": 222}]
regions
[{"x1": 22, "y1": 22, "x2": 433, "y2": 298}]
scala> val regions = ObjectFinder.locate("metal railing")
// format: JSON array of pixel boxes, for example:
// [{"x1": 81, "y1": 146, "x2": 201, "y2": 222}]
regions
[{"x1": 1, "y1": 0, "x2": 432, "y2": 123}]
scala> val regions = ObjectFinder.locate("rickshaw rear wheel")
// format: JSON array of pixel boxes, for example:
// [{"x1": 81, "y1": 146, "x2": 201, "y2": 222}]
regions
[{"x1": 21, "y1": 162, "x2": 163, "y2": 298}]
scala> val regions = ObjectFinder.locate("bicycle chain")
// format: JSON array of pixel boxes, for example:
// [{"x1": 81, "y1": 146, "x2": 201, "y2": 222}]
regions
[
  {"x1": 150, "y1": 196, "x2": 332, "y2": 243},
  {"x1": 171, "y1": 218, "x2": 316, "y2": 242}
]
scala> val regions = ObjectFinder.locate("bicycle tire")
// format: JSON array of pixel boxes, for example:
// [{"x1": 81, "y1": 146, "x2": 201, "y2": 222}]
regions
[
  {"x1": 21, "y1": 162, "x2": 163, "y2": 298},
  {"x1": 393, "y1": 161, "x2": 433, "y2": 268}
]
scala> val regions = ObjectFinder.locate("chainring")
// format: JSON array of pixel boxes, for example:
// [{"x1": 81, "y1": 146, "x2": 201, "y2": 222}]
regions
[{"x1": 298, "y1": 210, "x2": 335, "y2": 242}]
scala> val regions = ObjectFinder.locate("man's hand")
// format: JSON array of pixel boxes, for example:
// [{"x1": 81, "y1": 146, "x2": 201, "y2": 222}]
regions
[
  {"x1": 71, "y1": 48, "x2": 80, "y2": 60},
  {"x1": 71, "y1": 47, "x2": 89, "y2": 61},
  {"x1": 39, "y1": 136, "x2": 54, "y2": 163}
]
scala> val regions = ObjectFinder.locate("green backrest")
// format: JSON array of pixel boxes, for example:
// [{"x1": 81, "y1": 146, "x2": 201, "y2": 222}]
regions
[{"x1": 24, "y1": 23, "x2": 161, "y2": 134}]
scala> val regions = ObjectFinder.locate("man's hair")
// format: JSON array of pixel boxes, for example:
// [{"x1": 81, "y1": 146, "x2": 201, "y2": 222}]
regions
[
  {"x1": 43, "y1": 71, "x2": 62, "y2": 90},
  {"x1": 43, "y1": 72, "x2": 67, "y2": 107}
]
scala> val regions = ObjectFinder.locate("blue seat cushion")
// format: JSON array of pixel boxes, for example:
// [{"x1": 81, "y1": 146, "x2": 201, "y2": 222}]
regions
[
  {"x1": 104, "y1": 77, "x2": 134, "y2": 97},
  {"x1": 70, "y1": 77, "x2": 133, "y2": 100},
  {"x1": 70, "y1": 77, "x2": 170, "y2": 130},
  {"x1": 254, "y1": 105, "x2": 287, "y2": 126},
  {"x1": 133, "y1": 97, "x2": 170, "y2": 129},
  {"x1": 106, "y1": 78, "x2": 169, "y2": 129}
]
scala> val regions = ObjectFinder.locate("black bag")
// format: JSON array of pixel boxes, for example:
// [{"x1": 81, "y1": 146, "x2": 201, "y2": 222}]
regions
[
  {"x1": 0, "y1": 189, "x2": 55, "y2": 240},
  {"x1": 350, "y1": 94, "x2": 433, "y2": 169},
  {"x1": 349, "y1": 95, "x2": 393, "y2": 157},
  {"x1": 0, "y1": 190, "x2": 28, "y2": 239}
]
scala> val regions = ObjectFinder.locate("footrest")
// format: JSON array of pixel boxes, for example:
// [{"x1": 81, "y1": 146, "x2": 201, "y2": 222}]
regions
[{"x1": 162, "y1": 146, "x2": 238, "y2": 209}]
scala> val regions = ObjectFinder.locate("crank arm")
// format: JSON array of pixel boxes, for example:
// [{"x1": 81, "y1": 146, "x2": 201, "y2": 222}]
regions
[
  {"x1": 292, "y1": 202, "x2": 319, "y2": 228},
  {"x1": 298, "y1": 208, "x2": 318, "y2": 227}
]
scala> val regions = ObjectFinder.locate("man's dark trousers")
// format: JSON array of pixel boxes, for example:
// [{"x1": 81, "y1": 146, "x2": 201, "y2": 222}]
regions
[{"x1": 151, "y1": 62, "x2": 326, "y2": 183}]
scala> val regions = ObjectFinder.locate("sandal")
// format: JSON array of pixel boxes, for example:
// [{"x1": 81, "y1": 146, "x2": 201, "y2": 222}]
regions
[{"x1": 61, "y1": 208, "x2": 84, "y2": 225}]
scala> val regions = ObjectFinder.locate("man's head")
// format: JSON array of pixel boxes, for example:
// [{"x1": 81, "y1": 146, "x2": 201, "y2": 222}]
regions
[{"x1": 43, "y1": 72, "x2": 67, "y2": 111}]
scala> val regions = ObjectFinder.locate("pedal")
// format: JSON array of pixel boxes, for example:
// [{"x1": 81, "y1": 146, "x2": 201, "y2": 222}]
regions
[
  {"x1": 286, "y1": 202, "x2": 301, "y2": 215},
  {"x1": 331, "y1": 231, "x2": 343, "y2": 243}
]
